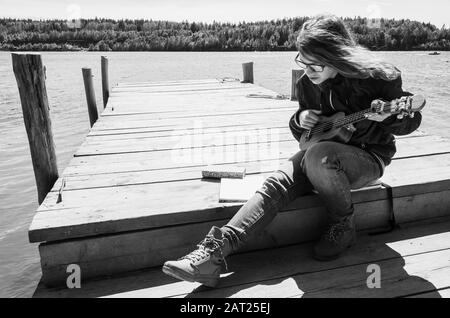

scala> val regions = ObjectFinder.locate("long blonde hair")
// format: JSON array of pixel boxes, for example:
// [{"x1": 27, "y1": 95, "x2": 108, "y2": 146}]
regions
[{"x1": 297, "y1": 14, "x2": 400, "y2": 81}]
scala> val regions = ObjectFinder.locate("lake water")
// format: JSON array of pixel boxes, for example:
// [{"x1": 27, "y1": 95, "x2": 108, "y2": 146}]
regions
[{"x1": 0, "y1": 51, "x2": 449, "y2": 297}]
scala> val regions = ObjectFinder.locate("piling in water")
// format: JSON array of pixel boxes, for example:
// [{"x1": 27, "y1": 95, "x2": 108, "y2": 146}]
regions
[
  {"x1": 82, "y1": 68, "x2": 99, "y2": 127},
  {"x1": 101, "y1": 56, "x2": 109, "y2": 108},
  {"x1": 242, "y1": 62, "x2": 254, "y2": 84},
  {"x1": 11, "y1": 53, "x2": 59, "y2": 205}
]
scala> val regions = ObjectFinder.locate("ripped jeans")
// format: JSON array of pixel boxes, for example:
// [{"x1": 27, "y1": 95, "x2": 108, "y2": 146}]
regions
[{"x1": 220, "y1": 141, "x2": 383, "y2": 254}]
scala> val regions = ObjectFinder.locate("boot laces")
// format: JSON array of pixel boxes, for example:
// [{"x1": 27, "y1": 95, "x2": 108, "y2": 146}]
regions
[
  {"x1": 323, "y1": 221, "x2": 349, "y2": 244},
  {"x1": 180, "y1": 234, "x2": 228, "y2": 270}
]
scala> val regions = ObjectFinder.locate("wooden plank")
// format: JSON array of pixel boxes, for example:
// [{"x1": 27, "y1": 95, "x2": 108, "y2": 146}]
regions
[
  {"x1": 33, "y1": 219, "x2": 450, "y2": 296},
  {"x1": 78, "y1": 129, "x2": 432, "y2": 159},
  {"x1": 28, "y1": 138, "x2": 450, "y2": 243},
  {"x1": 86, "y1": 124, "x2": 426, "y2": 139},
  {"x1": 382, "y1": 153, "x2": 450, "y2": 197},
  {"x1": 111, "y1": 80, "x2": 247, "y2": 90},
  {"x1": 89, "y1": 120, "x2": 289, "y2": 135},
  {"x1": 51, "y1": 152, "x2": 450, "y2": 194},
  {"x1": 84, "y1": 125, "x2": 423, "y2": 144},
  {"x1": 38, "y1": 199, "x2": 391, "y2": 286},
  {"x1": 110, "y1": 85, "x2": 253, "y2": 95},
  {"x1": 115, "y1": 79, "x2": 221, "y2": 87},
  {"x1": 63, "y1": 140, "x2": 297, "y2": 176},
  {"x1": 107, "y1": 87, "x2": 274, "y2": 103},
  {"x1": 87, "y1": 123, "x2": 291, "y2": 140},
  {"x1": 407, "y1": 287, "x2": 450, "y2": 298},
  {"x1": 29, "y1": 172, "x2": 388, "y2": 242},
  {"x1": 102, "y1": 100, "x2": 296, "y2": 116},
  {"x1": 91, "y1": 108, "x2": 295, "y2": 131},
  {"x1": 172, "y1": 249, "x2": 450, "y2": 298},
  {"x1": 394, "y1": 189, "x2": 450, "y2": 224},
  {"x1": 76, "y1": 131, "x2": 294, "y2": 157},
  {"x1": 76, "y1": 133, "x2": 447, "y2": 159},
  {"x1": 97, "y1": 106, "x2": 296, "y2": 124},
  {"x1": 64, "y1": 135, "x2": 449, "y2": 177}
]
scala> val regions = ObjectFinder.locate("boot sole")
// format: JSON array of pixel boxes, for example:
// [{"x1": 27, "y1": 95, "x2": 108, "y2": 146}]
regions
[{"x1": 162, "y1": 264, "x2": 219, "y2": 288}]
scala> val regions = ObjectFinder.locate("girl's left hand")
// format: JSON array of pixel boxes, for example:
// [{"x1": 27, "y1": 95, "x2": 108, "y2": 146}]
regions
[{"x1": 365, "y1": 112, "x2": 393, "y2": 122}]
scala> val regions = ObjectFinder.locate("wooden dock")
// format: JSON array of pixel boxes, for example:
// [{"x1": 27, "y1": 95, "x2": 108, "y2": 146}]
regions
[{"x1": 30, "y1": 78, "x2": 450, "y2": 298}]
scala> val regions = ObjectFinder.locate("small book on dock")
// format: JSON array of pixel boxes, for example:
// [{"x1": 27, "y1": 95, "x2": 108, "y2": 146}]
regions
[
  {"x1": 219, "y1": 175, "x2": 265, "y2": 203},
  {"x1": 202, "y1": 165, "x2": 246, "y2": 179}
]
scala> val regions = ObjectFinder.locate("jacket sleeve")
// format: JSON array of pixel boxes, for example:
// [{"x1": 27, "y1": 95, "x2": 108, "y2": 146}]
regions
[
  {"x1": 289, "y1": 79, "x2": 309, "y2": 142},
  {"x1": 376, "y1": 76, "x2": 422, "y2": 136}
]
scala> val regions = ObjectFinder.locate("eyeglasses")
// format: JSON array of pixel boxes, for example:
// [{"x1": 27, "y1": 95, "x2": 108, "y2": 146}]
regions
[{"x1": 294, "y1": 52, "x2": 325, "y2": 72}]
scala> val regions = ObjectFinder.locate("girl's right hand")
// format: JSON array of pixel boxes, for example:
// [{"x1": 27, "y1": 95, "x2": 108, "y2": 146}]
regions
[{"x1": 299, "y1": 110, "x2": 322, "y2": 129}]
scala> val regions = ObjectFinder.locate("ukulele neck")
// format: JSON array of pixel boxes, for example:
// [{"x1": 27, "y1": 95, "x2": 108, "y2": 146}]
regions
[{"x1": 333, "y1": 109, "x2": 372, "y2": 129}]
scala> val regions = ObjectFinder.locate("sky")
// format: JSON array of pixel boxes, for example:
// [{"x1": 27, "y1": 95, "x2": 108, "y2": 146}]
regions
[{"x1": 1, "y1": 0, "x2": 449, "y2": 28}]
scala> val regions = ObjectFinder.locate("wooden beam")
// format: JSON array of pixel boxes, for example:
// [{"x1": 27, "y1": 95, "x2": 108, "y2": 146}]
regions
[
  {"x1": 101, "y1": 56, "x2": 109, "y2": 108},
  {"x1": 242, "y1": 62, "x2": 254, "y2": 84},
  {"x1": 82, "y1": 68, "x2": 98, "y2": 127},
  {"x1": 291, "y1": 69, "x2": 304, "y2": 101},
  {"x1": 11, "y1": 53, "x2": 59, "y2": 205}
]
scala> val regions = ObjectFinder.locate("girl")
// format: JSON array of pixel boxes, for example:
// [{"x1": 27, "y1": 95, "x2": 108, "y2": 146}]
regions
[{"x1": 162, "y1": 14, "x2": 422, "y2": 287}]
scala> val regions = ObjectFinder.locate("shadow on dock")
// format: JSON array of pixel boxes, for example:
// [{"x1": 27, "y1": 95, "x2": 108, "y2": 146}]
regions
[{"x1": 33, "y1": 217, "x2": 449, "y2": 298}]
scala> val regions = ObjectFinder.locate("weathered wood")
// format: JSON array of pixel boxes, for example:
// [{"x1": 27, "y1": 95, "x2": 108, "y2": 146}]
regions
[
  {"x1": 291, "y1": 69, "x2": 304, "y2": 101},
  {"x1": 101, "y1": 56, "x2": 109, "y2": 108},
  {"x1": 49, "y1": 152, "x2": 450, "y2": 194},
  {"x1": 242, "y1": 62, "x2": 254, "y2": 83},
  {"x1": 87, "y1": 123, "x2": 291, "y2": 140},
  {"x1": 76, "y1": 131, "x2": 295, "y2": 156},
  {"x1": 394, "y1": 189, "x2": 450, "y2": 224},
  {"x1": 11, "y1": 53, "x2": 59, "y2": 205},
  {"x1": 102, "y1": 100, "x2": 297, "y2": 117},
  {"x1": 38, "y1": 199, "x2": 392, "y2": 286},
  {"x1": 28, "y1": 173, "x2": 388, "y2": 242},
  {"x1": 111, "y1": 84, "x2": 251, "y2": 95},
  {"x1": 75, "y1": 134, "x2": 450, "y2": 164},
  {"x1": 34, "y1": 219, "x2": 450, "y2": 294},
  {"x1": 93, "y1": 107, "x2": 295, "y2": 131},
  {"x1": 407, "y1": 288, "x2": 450, "y2": 298},
  {"x1": 175, "y1": 249, "x2": 450, "y2": 298},
  {"x1": 82, "y1": 68, "x2": 98, "y2": 127},
  {"x1": 27, "y1": 78, "x2": 450, "y2": 293},
  {"x1": 116, "y1": 79, "x2": 220, "y2": 87}
]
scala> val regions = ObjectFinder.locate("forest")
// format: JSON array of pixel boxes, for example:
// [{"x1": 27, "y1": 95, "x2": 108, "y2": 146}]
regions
[{"x1": 1, "y1": 16, "x2": 449, "y2": 51}]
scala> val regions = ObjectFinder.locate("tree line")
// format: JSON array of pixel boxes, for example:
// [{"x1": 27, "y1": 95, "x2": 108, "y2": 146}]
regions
[{"x1": 0, "y1": 17, "x2": 449, "y2": 51}]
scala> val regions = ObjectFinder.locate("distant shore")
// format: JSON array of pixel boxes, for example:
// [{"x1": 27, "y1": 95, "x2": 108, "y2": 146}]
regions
[
  {"x1": 1, "y1": 17, "x2": 449, "y2": 52},
  {"x1": 1, "y1": 49, "x2": 448, "y2": 52}
]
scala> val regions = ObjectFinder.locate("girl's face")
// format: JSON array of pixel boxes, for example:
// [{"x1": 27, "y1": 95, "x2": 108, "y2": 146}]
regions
[{"x1": 296, "y1": 51, "x2": 338, "y2": 85}]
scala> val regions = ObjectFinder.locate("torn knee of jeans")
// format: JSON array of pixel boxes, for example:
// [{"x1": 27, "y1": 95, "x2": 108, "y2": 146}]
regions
[{"x1": 320, "y1": 155, "x2": 340, "y2": 169}]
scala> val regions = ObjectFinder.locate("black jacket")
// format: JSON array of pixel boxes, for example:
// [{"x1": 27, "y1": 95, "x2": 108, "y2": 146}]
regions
[{"x1": 289, "y1": 73, "x2": 422, "y2": 168}]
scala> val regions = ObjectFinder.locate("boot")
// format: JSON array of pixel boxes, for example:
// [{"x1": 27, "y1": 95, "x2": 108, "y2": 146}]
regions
[
  {"x1": 313, "y1": 214, "x2": 356, "y2": 261},
  {"x1": 162, "y1": 226, "x2": 231, "y2": 287}
]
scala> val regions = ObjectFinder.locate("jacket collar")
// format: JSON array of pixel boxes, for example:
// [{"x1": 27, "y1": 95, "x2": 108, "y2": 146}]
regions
[{"x1": 318, "y1": 73, "x2": 346, "y2": 91}]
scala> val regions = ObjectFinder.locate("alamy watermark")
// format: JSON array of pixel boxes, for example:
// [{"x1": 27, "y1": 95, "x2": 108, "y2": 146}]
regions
[
  {"x1": 169, "y1": 120, "x2": 282, "y2": 171},
  {"x1": 366, "y1": 264, "x2": 381, "y2": 289},
  {"x1": 66, "y1": 264, "x2": 81, "y2": 289}
]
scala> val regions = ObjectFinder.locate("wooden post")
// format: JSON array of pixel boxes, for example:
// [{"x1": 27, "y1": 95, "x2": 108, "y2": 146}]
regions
[
  {"x1": 82, "y1": 68, "x2": 98, "y2": 127},
  {"x1": 291, "y1": 69, "x2": 304, "y2": 101},
  {"x1": 101, "y1": 56, "x2": 109, "y2": 108},
  {"x1": 242, "y1": 62, "x2": 254, "y2": 84},
  {"x1": 11, "y1": 53, "x2": 59, "y2": 205}
]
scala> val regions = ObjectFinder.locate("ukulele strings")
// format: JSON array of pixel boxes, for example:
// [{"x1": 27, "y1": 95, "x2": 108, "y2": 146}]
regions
[{"x1": 308, "y1": 103, "x2": 398, "y2": 135}]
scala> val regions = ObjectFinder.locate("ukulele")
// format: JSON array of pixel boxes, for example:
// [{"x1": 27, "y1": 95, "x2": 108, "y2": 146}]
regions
[{"x1": 299, "y1": 95, "x2": 426, "y2": 150}]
